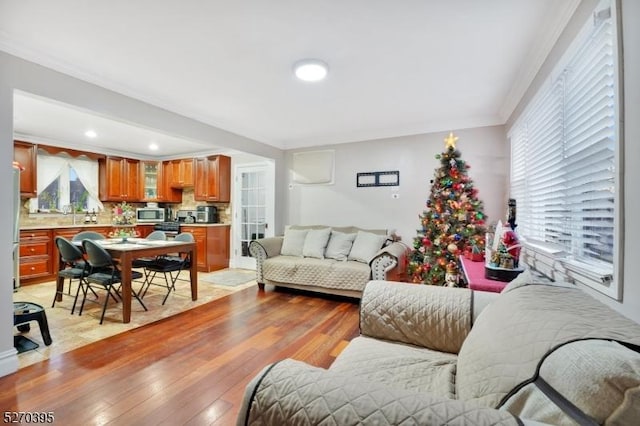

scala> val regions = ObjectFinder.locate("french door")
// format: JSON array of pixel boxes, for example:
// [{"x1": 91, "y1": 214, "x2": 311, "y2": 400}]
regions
[{"x1": 233, "y1": 163, "x2": 274, "y2": 269}]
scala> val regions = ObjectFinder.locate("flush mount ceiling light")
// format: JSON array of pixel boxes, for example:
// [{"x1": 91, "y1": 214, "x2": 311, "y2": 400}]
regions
[
  {"x1": 293, "y1": 59, "x2": 329, "y2": 82},
  {"x1": 149, "y1": 143, "x2": 159, "y2": 151},
  {"x1": 84, "y1": 130, "x2": 97, "y2": 138}
]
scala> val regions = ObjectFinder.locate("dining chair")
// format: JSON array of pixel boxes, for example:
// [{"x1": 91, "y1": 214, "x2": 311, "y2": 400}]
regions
[
  {"x1": 78, "y1": 239, "x2": 148, "y2": 324},
  {"x1": 141, "y1": 232, "x2": 194, "y2": 305},
  {"x1": 71, "y1": 230, "x2": 105, "y2": 242},
  {"x1": 52, "y1": 236, "x2": 88, "y2": 309},
  {"x1": 132, "y1": 230, "x2": 167, "y2": 289}
]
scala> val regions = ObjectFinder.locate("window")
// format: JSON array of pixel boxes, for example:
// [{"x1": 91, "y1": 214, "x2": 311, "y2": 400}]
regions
[
  {"x1": 30, "y1": 152, "x2": 102, "y2": 214},
  {"x1": 509, "y1": 0, "x2": 621, "y2": 299}
]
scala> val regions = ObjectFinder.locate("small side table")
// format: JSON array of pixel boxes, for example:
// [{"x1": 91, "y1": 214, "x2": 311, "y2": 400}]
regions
[
  {"x1": 14, "y1": 302, "x2": 53, "y2": 353},
  {"x1": 459, "y1": 257, "x2": 510, "y2": 293}
]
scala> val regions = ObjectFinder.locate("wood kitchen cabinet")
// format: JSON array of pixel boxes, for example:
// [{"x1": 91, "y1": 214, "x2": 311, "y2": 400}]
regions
[
  {"x1": 19, "y1": 230, "x2": 52, "y2": 283},
  {"x1": 98, "y1": 157, "x2": 141, "y2": 201},
  {"x1": 140, "y1": 161, "x2": 161, "y2": 201},
  {"x1": 194, "y1": 155, "x2": 231, "y2": 202},
  {"x1": 180, "y1": 225, "x2": 230, "y2": 272},
  {"x1": 168, "y1": 159, "x2": 194, "y2": 188},
  {"x1": 14, "y1": 141, "x2": 38, "y2": 197}
]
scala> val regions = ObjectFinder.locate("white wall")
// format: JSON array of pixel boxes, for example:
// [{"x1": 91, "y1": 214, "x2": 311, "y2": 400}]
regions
[{"x1": 284, "y1": 125, "x2": 508, "y2": 244}]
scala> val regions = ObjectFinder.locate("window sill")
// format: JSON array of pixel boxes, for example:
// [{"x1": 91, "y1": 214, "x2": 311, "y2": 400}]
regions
[{"x1": 521, "y1": 240, "x2": 619, "y2": 300}]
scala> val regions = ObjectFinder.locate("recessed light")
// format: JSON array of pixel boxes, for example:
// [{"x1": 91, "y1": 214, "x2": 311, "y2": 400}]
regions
[
  {"x1": 149, "y1": 143, "x2": 159, "y2": 151},
  {"x1": 293, "y1": 59, "x2": 329, "y2": 82},
  {"x1": 85, "y1": 130, "x2": 97, "y2": 138}
]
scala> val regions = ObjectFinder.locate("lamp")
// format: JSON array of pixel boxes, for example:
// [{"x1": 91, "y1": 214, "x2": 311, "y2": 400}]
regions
[{"x1": 293, "y1": 59, "x2": 329, "y2": 82}]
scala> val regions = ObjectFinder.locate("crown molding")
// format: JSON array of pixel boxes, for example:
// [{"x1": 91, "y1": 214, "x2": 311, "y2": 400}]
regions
[{"x1": 498, "y1": 0, "x2": 581, "y2": 123}]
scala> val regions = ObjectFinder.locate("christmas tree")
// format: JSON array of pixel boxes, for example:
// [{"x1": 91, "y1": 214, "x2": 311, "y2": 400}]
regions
[{"x1": 408, "y1": 132, "x2": 487, "y2": 285}]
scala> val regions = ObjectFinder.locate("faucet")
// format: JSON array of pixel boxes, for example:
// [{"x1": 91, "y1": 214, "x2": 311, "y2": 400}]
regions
[{"x1": 64, "y1": 203, "x2": 78, "y2": 225}]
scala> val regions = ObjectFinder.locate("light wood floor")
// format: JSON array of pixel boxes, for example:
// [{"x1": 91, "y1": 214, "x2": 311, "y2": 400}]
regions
[{"x1": 0, "y1": 285, "x2": 361, "y2": 425}]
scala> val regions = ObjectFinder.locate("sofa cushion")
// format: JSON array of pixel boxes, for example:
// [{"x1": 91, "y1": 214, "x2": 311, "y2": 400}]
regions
[
  {"x1": 455, "y1": 283, "x2": 640, "y2": 408},
  {"x1": 330, "y1": 336, "x2": 457, "y2": 399},
  {"x1": 348, "y1": 231, "x2": 388, "y2": 263},
  {"x1": 263, "y1": 256, "x2": 371, "y2": 292},
  {"x1": 325, "y1": 231, "x2": 357, "y2": 261},
  {"x1": 500, "y1": 339, "x2": 640, "y2": 425},
  {"x1": 280, "y1": 228, "x2": 309, "y2": 257},
  {"x1": 302, "y1": 227, "x2": 331, "y2": 259}
]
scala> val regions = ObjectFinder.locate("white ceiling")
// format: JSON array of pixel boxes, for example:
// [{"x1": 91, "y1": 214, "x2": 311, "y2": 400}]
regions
[{"x1": 1, "y1": 1, "x2": 579, "y2": 156}]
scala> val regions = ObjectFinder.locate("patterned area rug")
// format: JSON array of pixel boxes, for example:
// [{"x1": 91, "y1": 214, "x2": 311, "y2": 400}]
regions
[
  {"x1": 199, "y1": 269, "x2": 256, "y2": 287},
  {"x1": 13, "y1": 269, "x2": 255, "y2": 369}
]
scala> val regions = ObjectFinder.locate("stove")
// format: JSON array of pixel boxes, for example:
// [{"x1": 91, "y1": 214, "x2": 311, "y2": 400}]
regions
[{"x1": 153, "y1": 221, "x2": 180, "y2": 236}]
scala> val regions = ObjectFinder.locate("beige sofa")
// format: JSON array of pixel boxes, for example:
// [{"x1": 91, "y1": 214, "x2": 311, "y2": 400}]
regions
[
  {"x1": 249, "y1": 225, "x2": 409, "y2": 298},
  {"x1": 237, "y1": 271, "x2": 640, "y2": 425}
]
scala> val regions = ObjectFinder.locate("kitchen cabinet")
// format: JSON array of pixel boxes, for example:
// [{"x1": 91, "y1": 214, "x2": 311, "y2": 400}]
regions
[
  {"x1": 14, "y1": 141, "x2": 38, "y2": 197},
  {"x1": 168, "y1": 159, "x2": 194, "y2": 188},
  {"x1": 135, "y1": 224, "x2": 155, "y2": 238},
  {"x1": 180, "y1": 225, "x2": 230, "y2": 272},
  {"x1": 160, "y1": 161, "x2": 182, "y2": 203},
  {"x1": 194, "y1": 155, "x2": 231, "y2": 202},
  {"x1": 140, "y1": 161, "x2": 160, "y2": 201},
  {"x1": 99, "y1": 157, "x2": 141, "y2": 201},
  {"x1": 19, "y1": 230, "x2": 52, "y2": 283}
]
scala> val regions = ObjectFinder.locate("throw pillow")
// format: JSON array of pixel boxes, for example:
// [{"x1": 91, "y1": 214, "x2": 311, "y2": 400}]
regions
[
  {"x1": 348, "y1": 231, "x2": 387, "y2": 263},
  {"x1": 324, "y1": 231, "x2": 357, "y2": 261},
  {"x1": 280, "y1": 228, "x2": 309, "y2": 257},
  {"x1": 302, "y1": 228, "x2": 332, "y2": 259}
]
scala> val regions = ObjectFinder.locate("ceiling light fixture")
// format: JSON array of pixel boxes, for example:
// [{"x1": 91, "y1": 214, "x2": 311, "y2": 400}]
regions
[
  {"x1": 149, "y1": 143, "x2": 159, "y2": 151},
  {"x1": 293, "y1": 59, "x2": 329, "y2": 82},
  {"x1": 85, "y1": 130, "x2": 97, "y2": 138}
]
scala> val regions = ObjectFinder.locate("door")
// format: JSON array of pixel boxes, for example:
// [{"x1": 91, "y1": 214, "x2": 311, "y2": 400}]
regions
[{"x1": 233, "y1": 163, "x2": 274, "y2": 269}]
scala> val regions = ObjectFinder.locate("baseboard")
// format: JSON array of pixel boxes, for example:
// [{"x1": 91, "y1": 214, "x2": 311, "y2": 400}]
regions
[{"x1": 0, "y1": 347, "x2": 18, "y2": 378}]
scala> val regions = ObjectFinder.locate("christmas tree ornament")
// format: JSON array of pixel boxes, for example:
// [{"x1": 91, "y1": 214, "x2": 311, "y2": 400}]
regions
[
  {"x1": 445, "y1": 261, "x2": 459, "y2": 287},
  {"x1": 444, "y1": 132, "x2": 459, "y2": 149}
]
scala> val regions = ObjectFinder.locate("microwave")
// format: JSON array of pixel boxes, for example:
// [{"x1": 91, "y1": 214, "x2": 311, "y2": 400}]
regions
[
  {"x1": 136, "y1": 208, "x2": 165, "y2": 223},
  {"x1": 196, "y1": 205, "x2": 219, "y2": 223}
]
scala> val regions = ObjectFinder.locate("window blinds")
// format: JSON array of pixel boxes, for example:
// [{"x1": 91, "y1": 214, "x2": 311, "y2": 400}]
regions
[{"x1": 510, "y1": 3, "x2": 616, "y2": 270}]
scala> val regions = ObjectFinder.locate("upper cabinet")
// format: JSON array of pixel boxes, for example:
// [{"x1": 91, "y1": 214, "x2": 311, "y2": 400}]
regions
[
  {"x1": 140, "y1": 161, "x2": 160, "y2": 201},
  {"x1": 98, "y1": 157, "x2": 141, "y2": 201},
  {"x1": 194, "y1": 155, "x2": 231, "y2": 202},
  {"x1": 168, "y1": 159, "x2": 194, "y2": 188},
  {"x1": 14, "y1": 141, "x2": 37, "y2": 197}
]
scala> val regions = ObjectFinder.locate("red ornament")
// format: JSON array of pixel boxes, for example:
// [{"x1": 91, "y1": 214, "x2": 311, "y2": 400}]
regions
[{"x1": 422, "y1": 237, "x2": 431, "y2": 247}]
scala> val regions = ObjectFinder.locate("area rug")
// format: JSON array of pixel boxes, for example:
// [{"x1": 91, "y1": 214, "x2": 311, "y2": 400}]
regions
[
  {"x1": 199, "y1": 268, "x2": 256, "y2": 287},
  {"x1": 12, "y1": 269, "x2": 255, "y2": 369}
]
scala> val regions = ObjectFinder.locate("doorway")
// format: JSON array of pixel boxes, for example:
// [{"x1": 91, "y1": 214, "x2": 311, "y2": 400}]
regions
[{"x1": 233, "y1": 162, "x2": 274, "y2": 269}]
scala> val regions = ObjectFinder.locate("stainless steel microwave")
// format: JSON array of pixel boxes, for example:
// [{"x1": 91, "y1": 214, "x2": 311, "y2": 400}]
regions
[{"x1": 136, "y1": 208, "x2": 165, "y2": 223}]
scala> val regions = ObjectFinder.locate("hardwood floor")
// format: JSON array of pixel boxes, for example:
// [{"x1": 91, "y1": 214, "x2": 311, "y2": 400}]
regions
[{"x1": 0, "y1": 286, "x2": 361, "y2": 425}]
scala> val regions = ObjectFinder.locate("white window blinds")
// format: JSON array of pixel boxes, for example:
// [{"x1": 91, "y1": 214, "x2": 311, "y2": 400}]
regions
[{"x1": 509, "y1": 0, "x2": 618, "y2": 288}]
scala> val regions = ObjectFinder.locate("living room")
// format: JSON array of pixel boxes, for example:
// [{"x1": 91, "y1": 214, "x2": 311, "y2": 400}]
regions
[{"x1": 1, "y1": 0, "x2": 639, "y2": 424}]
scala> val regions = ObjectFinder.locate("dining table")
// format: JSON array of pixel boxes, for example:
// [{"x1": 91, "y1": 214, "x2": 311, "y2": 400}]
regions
[{"x1": 58, "y1": 237, "x2": 198, "y2": 323}]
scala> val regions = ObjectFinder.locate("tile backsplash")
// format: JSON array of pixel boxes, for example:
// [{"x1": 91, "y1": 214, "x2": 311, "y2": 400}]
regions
[{"x1": 19, "y1": 188, "x2": 231, "y2": 228}]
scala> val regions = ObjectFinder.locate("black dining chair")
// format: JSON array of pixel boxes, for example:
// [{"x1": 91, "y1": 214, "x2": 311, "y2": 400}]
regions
[
  {"x1": 78, "y1": 239, "x2": 148, "y2": 324},
  {"x1": 132, "y1": 230, "x2": 167, "y2": 289},
  {"x1": 141, "y1": 232, "x2": 194, "y2": 305},
  {"x1": 71, "y1": 231, "x2": 105, "y2": 242},
  {"x1": 53, "y1": 236, "x2": 89, "y2": 309}
]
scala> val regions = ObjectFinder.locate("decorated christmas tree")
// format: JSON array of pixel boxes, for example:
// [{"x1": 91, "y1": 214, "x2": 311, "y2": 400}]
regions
[{"x1": 408, "y1": 132, "x2": 487, "y2": 285}]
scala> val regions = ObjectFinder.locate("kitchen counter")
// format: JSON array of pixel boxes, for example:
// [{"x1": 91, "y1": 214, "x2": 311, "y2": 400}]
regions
[{"x1": 20, "y1": 222, "x2": 231, "y2": 230}]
